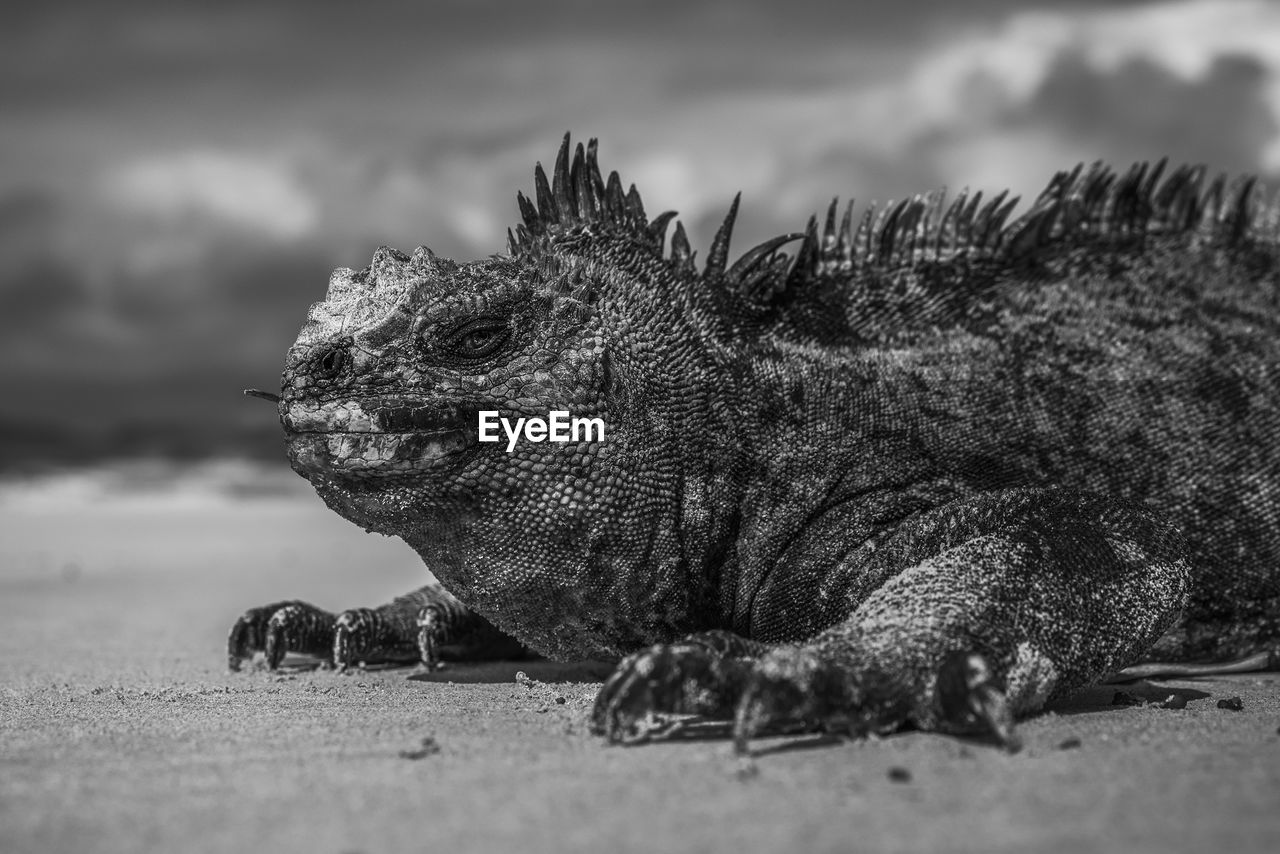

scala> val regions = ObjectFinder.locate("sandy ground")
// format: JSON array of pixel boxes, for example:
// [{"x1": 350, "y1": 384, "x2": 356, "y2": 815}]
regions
[{"x1": 2, "y1": 480, "x2": 1279, "y2": 854}]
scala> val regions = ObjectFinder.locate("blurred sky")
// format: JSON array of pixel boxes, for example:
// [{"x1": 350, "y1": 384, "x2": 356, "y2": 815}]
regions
[{"x1": 3, "y1": 0, "x2": 1280, "y2": 472}]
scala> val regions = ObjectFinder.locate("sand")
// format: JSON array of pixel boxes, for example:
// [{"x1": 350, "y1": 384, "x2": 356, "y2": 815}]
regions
[{"x1": 2, "y1": 485, "x2": 1279, "y2": 854}]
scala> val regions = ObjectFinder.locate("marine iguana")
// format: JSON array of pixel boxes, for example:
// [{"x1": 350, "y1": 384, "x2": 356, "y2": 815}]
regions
[{"x1": 231, "y1": 134, "x2": 1280, "y2": 750}]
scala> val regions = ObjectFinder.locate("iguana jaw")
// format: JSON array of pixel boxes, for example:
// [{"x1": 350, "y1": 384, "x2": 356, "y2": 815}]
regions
[{"x1": 283, "y1": 396, "x2": 479, "y2": 476}]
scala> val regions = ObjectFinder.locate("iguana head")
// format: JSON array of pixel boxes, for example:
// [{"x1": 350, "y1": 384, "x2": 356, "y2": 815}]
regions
[
  {"x1": 280, "y1": 245, "x2": 602, "y2": 488},
  {"x1": 272, "y1": 135, "x2": 779, "y2": 657},
  {"x1": 279, "y1": 138, "x2": 710, "y2": 505}
]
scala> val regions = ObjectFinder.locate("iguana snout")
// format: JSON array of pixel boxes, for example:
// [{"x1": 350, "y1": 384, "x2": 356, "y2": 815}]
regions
[{"x1": 283, "y1": 396, "x2": 481, "y2": 478}]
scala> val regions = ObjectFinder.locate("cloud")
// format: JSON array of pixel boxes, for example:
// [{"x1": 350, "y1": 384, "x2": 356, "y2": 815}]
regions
[
  {"x1": 455, "y1": 0, "x2": 1280, "y2": 254},
  {"x1": 900, "y1": 0, "x2": 1280, "y2": 113},
  {"x1": 0, "y1": 230, "x2": 335, "y2": 469},
  {"x1": 1016, "y1": 51, "x2": 1274, "y2": 171},
  {"x1": 646, "y1": 0, "x2": 1280, "y2": 239},
  {"x1": 99, "y1": 150, "x2": 318, "y2": 240},
  {"x1": 895, "y1": 0, "x2": 1280, "y2": 167}
]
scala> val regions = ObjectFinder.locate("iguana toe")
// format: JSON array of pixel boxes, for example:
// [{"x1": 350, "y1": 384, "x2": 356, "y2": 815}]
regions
[
  {"x1": 936, "y1": 651, "x2": 1020, "y2": 752},
  {"x1": 413, "y1": 604, "x2": 531, "y2": 670},
  {"x1": 262, "y1": 603, "x2": 339, "y2": 670},
  {"x1": 332, "y1": 607, "x2": 423, "y2": 673},
  {"x1": 590, "y1": 642, "x2": 751, "y2": 744},
  {"x1": 226, "y1": 600, "x2": 322, "y2": 671},
  {"x1": 731, "y1": 649, "x2": 903, "y2": 755}
]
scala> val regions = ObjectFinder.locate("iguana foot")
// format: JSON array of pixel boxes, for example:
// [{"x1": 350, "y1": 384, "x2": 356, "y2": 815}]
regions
[
  {"x1": 332, "y1": 592, "x2": 532, "y2": 672},
  {"x1": 228, "y1": 583, "x2": 530, "y2": 672},
  {"x1": 590, "y1": 631, "x2": 766, "y2": 743},
  {"x1": 593, "y1": 639, "x2": 1024, "y2": 751},
  {"x1": 729, "y1": 648, "x2": 1021, "y2": 755},
  {"x1": 227, "y1": 601, "x2": 335, "y2": 670}
]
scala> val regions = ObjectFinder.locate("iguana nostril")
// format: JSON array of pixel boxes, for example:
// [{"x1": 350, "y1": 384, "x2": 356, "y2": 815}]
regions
[{"x1": 317, "y1": 346, "x2": 347, "y2": 378}]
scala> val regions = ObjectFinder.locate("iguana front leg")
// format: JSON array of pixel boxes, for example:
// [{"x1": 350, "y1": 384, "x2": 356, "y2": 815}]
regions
[
  {"x1": 227, "y1": 581, "x2": 529, "y2": 671},
  {"x1": 595, "y1": 488, "x2": 1191, "y2": 749}
]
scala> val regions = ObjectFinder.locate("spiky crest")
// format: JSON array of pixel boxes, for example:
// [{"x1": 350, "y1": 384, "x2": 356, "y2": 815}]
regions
[
  {"x1": 703, "y1": 193, "x2": 740, "y2": 277},
  {"x1": 507, "y1": 134, "x2": 806, "y2": 297},
  {"x1": 509, "y1": 135, "x2": 1278, "y2": 310},
  {"x1": 509, "y1": 135, "x2": 658, "y2": 258}
]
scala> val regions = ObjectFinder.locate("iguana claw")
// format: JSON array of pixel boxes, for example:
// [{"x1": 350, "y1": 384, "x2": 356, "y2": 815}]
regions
[
  {"x1": 936, "y1": 651, "x2": 1021, "y2": 752},
  {"x1": 227, "y1": 600, "x2": 328, "y2": 670},
  {"x1": 263, "y1": 603, "x2": 339, "y2": 669}
]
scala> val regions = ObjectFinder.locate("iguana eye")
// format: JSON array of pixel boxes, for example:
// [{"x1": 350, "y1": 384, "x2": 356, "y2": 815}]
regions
[{"x1": 447, "y1": 318, "x2": 511, "y2": 360}]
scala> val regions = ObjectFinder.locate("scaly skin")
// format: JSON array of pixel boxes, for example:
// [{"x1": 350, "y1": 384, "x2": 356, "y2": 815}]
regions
[{"x1": 233, "y1": 135, "x2": 1279, "y2": 748}]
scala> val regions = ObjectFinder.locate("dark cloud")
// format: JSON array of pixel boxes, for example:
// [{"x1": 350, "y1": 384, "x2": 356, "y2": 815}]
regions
[
  {"x1": 0, "y1": 256, "x2": 82, "y2": 327},
  {"x1": 0, "y1": 226, "x2": 338, "y2": 468},
  {"x1": 1013, "y1": 51, "x2": 1277, "y2": 178}
]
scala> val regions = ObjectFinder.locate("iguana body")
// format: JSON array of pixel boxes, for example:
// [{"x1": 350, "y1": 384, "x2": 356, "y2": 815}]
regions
[{"x1": 231, "y1": 136, "x2": 1279, "y2": 747}]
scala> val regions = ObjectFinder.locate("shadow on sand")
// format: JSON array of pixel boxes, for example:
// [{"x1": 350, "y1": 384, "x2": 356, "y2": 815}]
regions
[
  {"x1": 1047, "y1": 680, "x2": 1211, "y2": 715},
  {"x1": 405, "y1": 658, "x2": 616, "y2": 684}
]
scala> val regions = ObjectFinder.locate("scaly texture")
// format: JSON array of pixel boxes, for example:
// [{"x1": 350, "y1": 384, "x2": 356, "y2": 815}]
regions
[{"x1": 232, "y1": 135, "x2": 1280, "y2": 747}]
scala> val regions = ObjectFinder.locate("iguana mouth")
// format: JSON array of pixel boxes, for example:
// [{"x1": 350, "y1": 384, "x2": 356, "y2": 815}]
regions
[
  {"x1": 282, "y1": 397, "x2": 479, "y2": 475},
  {"x1": 282, "y1": 397, "x2": 477, "y2": 434}
]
